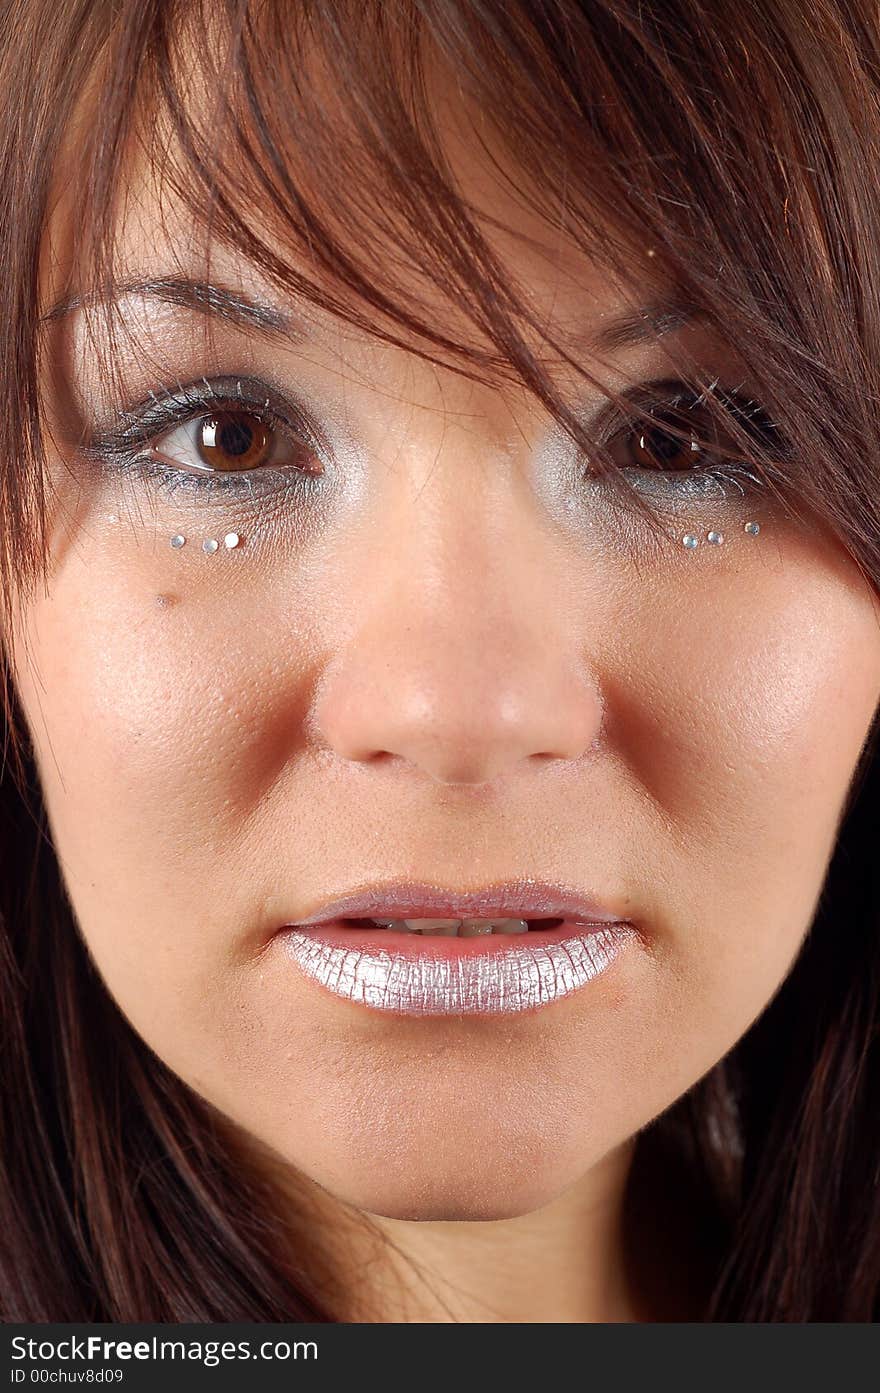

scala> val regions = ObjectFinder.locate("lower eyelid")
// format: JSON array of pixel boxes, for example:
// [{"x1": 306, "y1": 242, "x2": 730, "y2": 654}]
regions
[
  {"x1": 98, "y1": 396, "x2": 767, "y2": 518},
  {"x1": 631, "y1": 467, "x2": 754, "y2": 501},
  {"x1": 135, "y1": 458, "x2": 758, "y2": 513},
  {"x1": 117, "y1": 454, "x2": 314, "y2": 508},
  {"x1": 584, "y1": 463, "x2": 764, "y2": 512}
]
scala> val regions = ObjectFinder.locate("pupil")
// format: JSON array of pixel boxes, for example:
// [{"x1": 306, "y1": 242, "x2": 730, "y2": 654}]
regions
[
  {"x1": 217, "y1": 416, "x2": 254, "y2": 457},
  {"x1": 642, "y1": 419, "x2": 690, "y2": 467}
]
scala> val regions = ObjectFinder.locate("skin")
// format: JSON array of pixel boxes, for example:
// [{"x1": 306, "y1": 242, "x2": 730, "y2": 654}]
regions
[{"x1": 8, "y1": 76, "x2": 880, "y2": 1321}]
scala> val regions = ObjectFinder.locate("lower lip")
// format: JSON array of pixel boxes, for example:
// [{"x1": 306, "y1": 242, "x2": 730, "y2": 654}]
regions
[{"x1": 277, "y1": 918, "x2": 637, "y2": 1016}]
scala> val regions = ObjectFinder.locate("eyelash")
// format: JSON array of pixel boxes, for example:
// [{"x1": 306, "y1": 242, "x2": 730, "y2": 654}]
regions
[
  {"x1": 596, "y1": 378, "x2": 777, "y2": 502},
  {"x1": 81, "y1": 375, "x2": 323, "y2": 507},
  {"x1": 81, "y1": 373, "x2": 777, "y2": 508}
]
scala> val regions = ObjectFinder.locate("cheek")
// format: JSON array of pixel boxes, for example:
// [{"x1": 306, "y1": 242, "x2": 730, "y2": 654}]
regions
[
  {"x1": 610, "y1": 535, "x2": 880, "y2": 1061},
  {"x1": 8, "y1": 555, "x2": 323, "y2": 1030},
  {"x1": 8, "y1": 520, "x2": 880, "y2": 1221}
]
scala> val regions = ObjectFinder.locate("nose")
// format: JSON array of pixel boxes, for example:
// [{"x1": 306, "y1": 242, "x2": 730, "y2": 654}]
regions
[{"x1": 308, "y1": 505, "x2": 605, "y2": 788}]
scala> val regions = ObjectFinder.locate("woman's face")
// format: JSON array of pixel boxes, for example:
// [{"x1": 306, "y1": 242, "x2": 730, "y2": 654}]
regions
[{"x1": 10, "y1": 113, "x2": 880, "y2": 1224}]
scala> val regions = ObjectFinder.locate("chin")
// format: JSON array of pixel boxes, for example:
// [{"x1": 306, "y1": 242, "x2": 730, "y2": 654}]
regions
[
  {"x1": 285, "y1": 1120, "x2": 590, "y2": 1223},
  {"x1": 311, "y1": 1166, "x2": 573, "y2": 1222},
  {"x1": 222, "y1": 1068, "x2": 611, "y2": 1224}
]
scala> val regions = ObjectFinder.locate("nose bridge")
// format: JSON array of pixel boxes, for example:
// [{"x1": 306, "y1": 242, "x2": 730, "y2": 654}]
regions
[
  {"x1": 309, "y1": 424, "x2": 605, "y2": 786},
  {"x1": 385, "y1": 443, "x2": 531, "y2": 638},
  {"x1": 386, "y1": 486, "x2": 546, "y2": 680}
]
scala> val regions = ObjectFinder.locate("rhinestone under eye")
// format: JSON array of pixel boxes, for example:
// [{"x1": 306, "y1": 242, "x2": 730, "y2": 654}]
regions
[{"x1": 169, "y1": 532, "x2": 244, "y2": 554}]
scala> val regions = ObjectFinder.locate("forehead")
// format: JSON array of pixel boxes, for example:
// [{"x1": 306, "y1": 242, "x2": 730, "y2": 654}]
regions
[
  {"x1": 41, "y1": 201, "x2": 700, "y2": 417},
  {"x1": 39, "y1": 30, "x2": 690, "y2": 377}
]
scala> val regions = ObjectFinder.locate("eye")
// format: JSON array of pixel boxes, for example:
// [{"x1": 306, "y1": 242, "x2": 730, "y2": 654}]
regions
[
  {"x1": 603, "y1": 385, "x2": 777, "y2": 476},
  {"x1": 79, "y1": 375, "x2": 330, "y2": 506},
  {"x1": 149, "y1": 404, "x2": 320, "y2": 478},
  {"x1": 617, "y1": 409, "x2": 705, "y2": 471}
]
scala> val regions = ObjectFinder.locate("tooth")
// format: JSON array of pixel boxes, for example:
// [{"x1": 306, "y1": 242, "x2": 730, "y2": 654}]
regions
[
  {"x1": 368, "y1": 916, "x2": 532, "y2": 936},
  {"x1": 403, "y1": 919, "x2": 461, "y2": 935},
  {"x1": 463, "y1": 919, "x2": 531, "y2": 934},
  {"x1": 460, "y1": 919, "x2": 530, "y2": 934}
]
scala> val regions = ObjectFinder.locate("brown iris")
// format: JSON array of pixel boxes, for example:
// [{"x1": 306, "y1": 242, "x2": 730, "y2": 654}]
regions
[
  {"x1": 633, "y1": 411, "x2": 702, "y2": 471},
  {"x1": 197, "y1": 411, "x2": 272, "y2": 471}
]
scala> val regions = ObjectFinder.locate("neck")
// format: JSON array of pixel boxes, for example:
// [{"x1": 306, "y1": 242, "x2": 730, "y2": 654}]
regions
[
  {"x1": 236, "y1": 1127, "x2": 718, "y2": 1323},
  {"x1": 343, "y1": 1140, "x2": 640, "y2": 1323},
  {"x1": 267, "y1": 1136, "x2": 681, "y2": 1322}
]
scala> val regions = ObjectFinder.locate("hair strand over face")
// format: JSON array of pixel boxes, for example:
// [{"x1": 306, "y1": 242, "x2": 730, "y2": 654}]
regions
[{"x1": 1, "y1": 0, "x2": 880, "y2": 1319}]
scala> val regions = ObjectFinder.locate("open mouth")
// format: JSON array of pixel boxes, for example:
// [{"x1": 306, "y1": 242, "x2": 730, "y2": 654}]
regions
[{"x1": 340, "y1": 916, "x2": 567, "y2": 936}]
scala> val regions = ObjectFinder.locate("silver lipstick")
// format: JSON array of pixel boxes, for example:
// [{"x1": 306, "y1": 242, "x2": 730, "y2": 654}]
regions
[{"x1": 280, "y1": 921, "x2": 636, "y2": 1015}]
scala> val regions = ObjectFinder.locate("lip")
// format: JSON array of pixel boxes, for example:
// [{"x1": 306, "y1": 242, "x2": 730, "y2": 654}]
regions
[
  {"x1": 289, "y1": 877, "x2": 630, "y2": 926},
  {"x1": 278, "y1": 879, "x2": 638, "y2": 1016},
  {"x1": 279, "y1": 920, "x2": 636, "y2": 1015}
]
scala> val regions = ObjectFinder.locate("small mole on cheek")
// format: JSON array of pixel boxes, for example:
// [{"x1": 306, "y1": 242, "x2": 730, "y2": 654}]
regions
[{"x1": 154, "y1": 593, "x2": 181, "y2": 610}]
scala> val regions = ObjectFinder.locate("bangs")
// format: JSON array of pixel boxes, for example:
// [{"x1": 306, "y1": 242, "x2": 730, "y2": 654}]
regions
[
  {"x1": 7, "y1": 2, "x2": 880, "y2": 635},
  {"x1": 3, "y1": 1, "x2": 880, "y2": 1329}
]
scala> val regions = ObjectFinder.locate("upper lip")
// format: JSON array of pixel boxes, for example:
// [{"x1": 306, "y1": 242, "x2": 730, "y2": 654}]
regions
[{"x1": 289, "y1": 878, "x2": 630, "y2": 925}]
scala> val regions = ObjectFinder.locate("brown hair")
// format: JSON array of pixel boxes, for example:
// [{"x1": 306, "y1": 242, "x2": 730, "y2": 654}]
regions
[{"x1": 2, "y1": 0, "x2": 879, "y2": 1320}]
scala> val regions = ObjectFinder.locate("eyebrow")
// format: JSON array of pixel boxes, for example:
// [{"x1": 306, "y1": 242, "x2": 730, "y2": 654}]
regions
[
  {"x1": 42, "y1": 274, "x2": 698, "y2": 353},
  {"x1": 588, "y1": 298, "x2": 700, "y2": 352},
  {"x1": 41, "y1": 275, "x2": 301, "y2": 343}
]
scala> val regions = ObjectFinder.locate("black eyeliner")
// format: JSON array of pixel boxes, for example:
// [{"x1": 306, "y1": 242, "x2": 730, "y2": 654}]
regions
[{"x1": 78, "y1": 373, "x2": 327, "y2": 506}]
